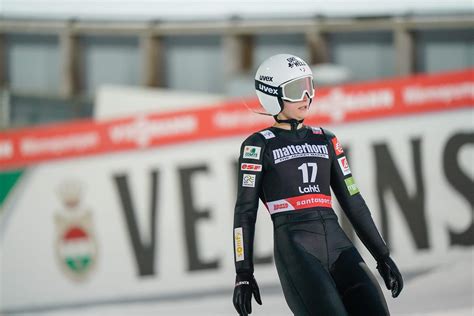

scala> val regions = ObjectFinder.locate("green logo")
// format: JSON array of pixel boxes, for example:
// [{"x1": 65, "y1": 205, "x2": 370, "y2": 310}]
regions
[
  {"x1": 344, "y1": 177, "x2": 359, "y2": 196},
  {"x1": 243, "y1": 146, "x2": 261, "y2": 159}
]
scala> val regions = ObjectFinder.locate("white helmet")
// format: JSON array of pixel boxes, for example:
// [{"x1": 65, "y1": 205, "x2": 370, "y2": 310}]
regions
[{"x1": 254, "y1": 54, "x2": 315, "y2": 116}]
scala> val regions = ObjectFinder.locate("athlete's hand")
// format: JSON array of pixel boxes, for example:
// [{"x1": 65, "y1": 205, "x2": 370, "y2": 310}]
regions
[
  {"x1": 377, "y1": 256, "x2": 403, "y2": 298},
  {"x1": 233, "y1": 273, "x2": 262, "y2": 315}
]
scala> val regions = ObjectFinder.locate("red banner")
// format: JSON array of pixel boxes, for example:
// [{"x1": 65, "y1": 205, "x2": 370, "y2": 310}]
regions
[{"x1": 0, "y1": 69, "x2": 472, "y2": 171}]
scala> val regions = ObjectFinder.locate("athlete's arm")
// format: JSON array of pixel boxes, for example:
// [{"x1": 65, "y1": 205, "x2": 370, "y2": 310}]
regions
[
  {"x1": 324, "y1": 128, "x2": 403, "y2": 297},
  {"x1": 233, "y1": 133, "x2": 266, "y2": 275},
  {"x1": 233, "y1": 133, "x2": 265, "y2": 314},
  {"x1": 323, "y1": 128, "x2": 389, "y2": 261}
]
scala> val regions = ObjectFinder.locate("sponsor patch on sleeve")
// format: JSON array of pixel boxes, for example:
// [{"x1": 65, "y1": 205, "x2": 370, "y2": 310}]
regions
[
  {"x1": 332, "y1": 137, "x2": 344, "y2": 156},
  {"x1": 344, "y1": 177, "x2": 360, "y2": 196},
  {"x1": 234, "y1": 227, "x2": 244, "y2": 262},
  {"x1": 241, "y1": 163, "x2": 262, "y2": 172},
  {"x1": 311, "y1": 127, "x2": 323, "y2": 135},
  {"x1": 259, "y1": 130, "x2": 276, "y2": 139},
  {"x1": 242, "y1": 174, "x2": 256, "y2": 187},
  {"x1": 337, "y1": 156, "x2": 352, "y2": 176},
  {"x1": 243, "y1": 146, "x2": 261, "y2": 160}
]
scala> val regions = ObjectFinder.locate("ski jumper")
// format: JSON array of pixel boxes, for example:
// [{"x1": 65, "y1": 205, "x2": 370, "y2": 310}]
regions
[{"x1": 233, "y1": 125, "x2": 390, "y2": 315}]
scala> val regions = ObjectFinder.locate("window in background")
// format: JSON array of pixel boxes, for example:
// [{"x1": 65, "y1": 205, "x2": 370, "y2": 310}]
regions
[
  {"x1": 79, "y1": 36, "x2": 141, "y2": 96},
  {"x1": 253, "y1": 33, "x2": 309, "y2": 71},
  {"x1": 163, "y1": 35, "x2": 224, "y2": 94},
  {"x1": 328, "y1": 32, "x2": 395, "y2": 82},
  {"x1": 415, "y1": 29, "x2": 474, "y2": 74},
  {"x1": 6, "y1": 34, "x2": 60, "y2": 94}
]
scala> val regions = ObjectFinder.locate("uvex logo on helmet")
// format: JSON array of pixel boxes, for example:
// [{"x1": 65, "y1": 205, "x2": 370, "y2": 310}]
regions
[
  {"x1": 258, "y1": 84, "x2": 278, "y2": 96},
  {"x1": 259, "y1": 75, "x2": 273, "y2": 82}
]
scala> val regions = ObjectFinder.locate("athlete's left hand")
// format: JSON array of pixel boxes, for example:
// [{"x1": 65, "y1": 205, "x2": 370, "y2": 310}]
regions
[
  {"x1": 233, "y1": 273, "x2": 262, "y2": 315},
  {"x1": 377, "y1": 256, "x2": 403, "y2": 298}
]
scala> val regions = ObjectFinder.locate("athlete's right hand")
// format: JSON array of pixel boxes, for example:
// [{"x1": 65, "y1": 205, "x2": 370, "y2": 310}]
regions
[
  {"x1": 233, "y1": 273, "x2": 262, "y2": 315},
  {"x1": 377, "y1": 256, "x2": 403, "y2": 298}
]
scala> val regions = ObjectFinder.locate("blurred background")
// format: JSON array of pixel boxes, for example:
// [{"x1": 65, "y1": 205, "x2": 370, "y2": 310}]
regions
[{"x1": 0, "y1": 1, "x2": 473, "y2": 315}]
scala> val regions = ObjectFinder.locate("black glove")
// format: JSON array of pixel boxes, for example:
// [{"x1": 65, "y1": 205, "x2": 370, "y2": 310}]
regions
[
  {"x1": 232, "y1": 273, "x2": 262, "y2": 315},
  {"x1": 376, "y1": 256, "x2": 403, "y2": 298}
]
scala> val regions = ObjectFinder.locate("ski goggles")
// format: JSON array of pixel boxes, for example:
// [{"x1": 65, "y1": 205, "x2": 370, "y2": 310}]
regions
[{"x1": 255, "y1": 75, "x2": 315, "y2": 102}]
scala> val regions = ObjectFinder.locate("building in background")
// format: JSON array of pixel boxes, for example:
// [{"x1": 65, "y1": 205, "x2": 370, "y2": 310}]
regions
[
  {"x1": 1, "y1": 2, "x2": 473, "y2": 314},
  {"x1": 0, "y1": 0, "x2": 472, "y2": 128}
]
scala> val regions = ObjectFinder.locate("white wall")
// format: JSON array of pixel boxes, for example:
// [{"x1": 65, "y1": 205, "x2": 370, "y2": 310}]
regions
[{"x1": 1, "y1": 107, "x2": 472, "y2": 312}]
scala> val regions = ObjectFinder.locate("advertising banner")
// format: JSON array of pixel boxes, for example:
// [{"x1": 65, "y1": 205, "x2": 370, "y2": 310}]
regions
[{"x1": 0, "y1": 69, "x2": 472, "y2": 312}]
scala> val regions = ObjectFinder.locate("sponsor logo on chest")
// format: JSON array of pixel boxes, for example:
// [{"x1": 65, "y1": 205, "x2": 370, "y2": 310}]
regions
[
  {"x1": 298, "y1": 184, "x2": 320, "y2": 194},
  {"x1": 272, "y1": 143, "x2": 329, "y2": 164},
  {"x1": 273, "y1": 202, "x2": 290, "y2": 211}
]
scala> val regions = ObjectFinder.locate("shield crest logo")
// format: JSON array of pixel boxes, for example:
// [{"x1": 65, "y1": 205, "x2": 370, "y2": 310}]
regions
[{"x1": 55, "y1": 180, "x2": 98, "y2": 282}]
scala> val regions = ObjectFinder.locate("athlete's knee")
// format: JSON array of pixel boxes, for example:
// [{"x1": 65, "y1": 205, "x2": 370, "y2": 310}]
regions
[{"x1": 342, "y1": 282, "x2": 389, "y2": 316}]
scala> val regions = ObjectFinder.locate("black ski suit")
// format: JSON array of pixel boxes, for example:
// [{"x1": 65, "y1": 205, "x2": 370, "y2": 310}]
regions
[{"x1": 233, "y1": 125, "x2": 390, "y2": 316}]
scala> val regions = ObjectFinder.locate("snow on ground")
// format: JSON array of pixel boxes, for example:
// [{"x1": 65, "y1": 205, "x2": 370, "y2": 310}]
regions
[
  {"x1": 13, "y1": 248, "x2": 474, "y2": 316},
  {"x1": 386, "y1": 248, "x2": 473, "y2": 316}
]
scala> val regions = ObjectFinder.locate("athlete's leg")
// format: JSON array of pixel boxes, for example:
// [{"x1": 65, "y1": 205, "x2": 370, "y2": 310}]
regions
[
  {"x1": 330, "y1": 247, "x2": 389, "y2": 316},
  {"x1": 274, "y1": 221, "x2": 348, "y2": 316}
]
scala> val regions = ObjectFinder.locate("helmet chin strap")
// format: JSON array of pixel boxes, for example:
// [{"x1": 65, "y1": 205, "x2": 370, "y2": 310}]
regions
[
  {"x1": 273, "y1": 116, "x2": 304, "y2": 131},
  {"x1": 274, "y1": 95, "x2": 312, "y2": 131}
]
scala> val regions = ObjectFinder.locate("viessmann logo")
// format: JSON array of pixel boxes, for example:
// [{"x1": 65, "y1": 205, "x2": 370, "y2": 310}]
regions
[
  {"x1": 109, "y1": 115, "x2": 198, "y2": 148},
  {"x1": 272, "y1": 143, "x2": 328, "y2": 164},
  {"x1": 315, "y1": 88, "x2": 394, "y2": 122}
]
